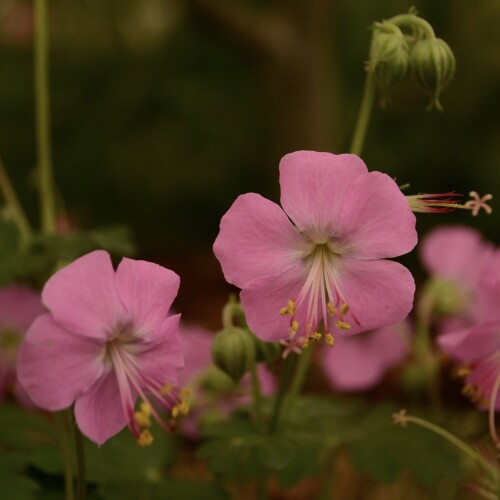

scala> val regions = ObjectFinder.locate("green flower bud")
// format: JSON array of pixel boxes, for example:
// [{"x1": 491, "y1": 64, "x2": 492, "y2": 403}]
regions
[
  {"x1": 424, "y1": 278, "x2": 464, "y2": 317},
  {"x1": 410, "y1": 37, "x2": 456, "y2": 111},
  {"x1": 368, "y1": 21, "x2": 410, "y2": 100},
  {"x1": 211, "y1": 327, "x2": 256, "y2": 382},
  {"x1": 198, "y1": 365, "x2": 236, "y2": 394}
]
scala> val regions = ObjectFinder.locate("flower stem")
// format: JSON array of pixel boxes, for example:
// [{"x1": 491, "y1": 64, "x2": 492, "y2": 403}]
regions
[
  {"x1": 34, "y1": 0, "x2": 56, "y2": 235},
  {"x1": 269, "y1": 353, "x2": 297, "y2": 433},
  {"x1": 0, "y1": 157, "x2": 32, "y2": 244},
  {"x1": 250, "y1": 360, "x2": 263, "y2": 424},
  {"x1": 349, "y1": 71, "x2": 376, "y2": 156},
  {"x1": 387, "y1": 13, "x2": 436, "y2": 39},
  {"x1": 488, "y1": 370, "x2": 500, "y2": 447},
  {"x1": 54, "y1": 411, "x2": 75, "y2": 500},
  {"x1": 71, "y1": 415, "x2": 86, "y2": 500},
  {"x1": 288, "y1": 344, "x2": 312, "y2": 399}
]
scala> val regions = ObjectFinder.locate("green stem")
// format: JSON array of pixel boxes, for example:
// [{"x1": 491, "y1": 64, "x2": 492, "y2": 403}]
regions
[
  {"x1": 72, "y1": 418, "x2": 86, "y2": 500},
  {"x1": 0, "y1": 158, "x2": 32, "y2": 244},
  {"x1": 54, "y1": 411, "x2": 75, "y2": 500},
  {"x1": 319, "y1": 450, "x2": 337, "y2": 500},
  {"x1": 288, "y1": 344, "x2": 312, "y2": 399},
  {"x1": 34, "y1": 0, "x2": 56, "y2": 234},
  {"x1": 388, "y1": 14, "x2": 436, "y2": 39},
  {"x1": 349, "y1": 71, "x2": 376, "y2": 156},
  {"x1": 403, "y1": 413, "x2": 496, "y2": 477},
  {"x1": 269, "y1": 354, "x2": 297, "y2": 433},
  {"x1": 250, "y1": 361, "x2": 263, "y2": 424}
]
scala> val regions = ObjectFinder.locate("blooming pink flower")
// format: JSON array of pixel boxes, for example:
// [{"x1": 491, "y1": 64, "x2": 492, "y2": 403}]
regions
[
  {"x1": 178, "y1": 324, "x2": 275, "y2": 439},
  {"x1": 0, "y1": 284, "x2": 44, "y2": 406},
  {"x1": 420, "y1": 225, "x2": 494, "y2": 330},
  {"x1": 321, "y1": 323, "x2": 409, "y2": 391},
  {"x1": 214, "y1": 151, "x2": 417, "y2": 347},
  {"x1": 18, "y1": 250, "x2": 184, "y2": 446}
]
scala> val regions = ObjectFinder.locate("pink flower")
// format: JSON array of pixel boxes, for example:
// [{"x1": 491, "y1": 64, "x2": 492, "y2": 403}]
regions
[
  {"x1": 18, "y1": 250, "x2": 184, "y2": 446},
  {"x1": 0, "y1": 284, "x2": 44, "y2": 406},
  {"x1": 214, "y1": 151, "x2": 417, "y2": 346},
  {"x1": 420, "y1": 225, "x2": 494, "y2": 330},
  {"x1": 321, "y1": 323, "x2": 409, "y2": 391},
  {"x1": 178, "y1": 324, "x2": 275, "y2": 439}
]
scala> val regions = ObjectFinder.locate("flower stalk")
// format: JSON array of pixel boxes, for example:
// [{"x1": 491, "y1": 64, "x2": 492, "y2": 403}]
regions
[{"x1": 349, "y1": 71, "x2": 376, "y2": 156}]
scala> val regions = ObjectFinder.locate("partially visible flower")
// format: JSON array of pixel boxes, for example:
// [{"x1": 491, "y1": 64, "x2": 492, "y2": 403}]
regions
[
  {"x1": 0, "y1": 284, "x2": 44, "y2": 406},
  {"x1": 420, "y1": 225, "x2": 494, "y2": 326},
  {"x1": 321, "y1": 323, "x2": 409, "y2": 391},
  {"x1": 178, "y1": 324, "x2": 275, "y2": 439},
  {"x1": 214, "y1": 151, "x2": 417, "y2": 349},
  {"x1": 18, "y1": 250, "x2": 185, "y2": 446}
]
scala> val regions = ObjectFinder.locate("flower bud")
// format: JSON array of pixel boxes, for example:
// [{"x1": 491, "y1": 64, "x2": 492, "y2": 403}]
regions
[
  {"x1": 368, "y1": 22, "x2": 410, "y2": 98},
  {"x1": 211, "y1": 327, "x2": 256, "y2": 382},
  {"x1": 198, "y1": 365, "x2": 236, "y2": 394},
  {"x1": 410, "y1": 37, "x2": 456, "y2": 111},
  {"x1": 424, "y1": 278, "x2": 464, "y2": 317}
]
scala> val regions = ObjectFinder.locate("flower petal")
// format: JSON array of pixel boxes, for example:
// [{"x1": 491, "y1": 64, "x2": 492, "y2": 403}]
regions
[
  {"x1": 214, "y1": 193, "x2": 305, "y2": 288},
  {"x1": 279, "y1": 151, "x2": 368, "y2": 235},
  {"x1": 74, "y1": 369, "x2": 132, "y2": 445},
  {"x1": 42, "y1": 251, "x2": 127, "y2": 340},
  {"x1": 438, "y1": 322, "x2": 500, "y2": 362},
  {"x1": 420, "y1": 226, "x2": 493, "y2": 287},
  {"x1": 240, "y1": 265, "x2": 308, "y2": 342},
  {"x1": 17, "y1": 314, "x2": 105, "y2": 411},
  {"x1": 137, "y1": 314, "x2": 184, "y2": 387},
  {"x1": 115, "y1": 258, "x2": 180, "y2": 334},
  {"x1": 336, "y1": 259, "x2": 415, "y2": 335},
  {"x1": 337, "y1": 171, "x2": 417, "y2": 259},
  {"x1": 322, "y1": 324, "x2": 409, "y2": 391}
]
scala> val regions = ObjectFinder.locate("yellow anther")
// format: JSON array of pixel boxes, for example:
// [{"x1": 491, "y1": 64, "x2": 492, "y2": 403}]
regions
[
  {"x1": 454, "y1": 365, "x2": 471, "y2": 378},
  {"x1": 340, "y1": 304, "x2": 349, "y2": 316},
  {"x1": 279, "y1": 307, "x2": 290, "y2": 316},
  {"x1": 140, "y1": 402, "x2": 152, "y2": 416},
  {"x1": 160, "y1": 383, "x2": 173, "y2": 395},
  {"x1": 335, "y1": 320, "x2": 351, "y2": 330},
  {"x1": 180, "y1": 387, "x2": 193, "y2": 398},
  {"x1": 289, "y1": 320, "x2": 299, "y2": 334},
  {"x1": 134, "y1": 411, "x2": 151, "y2": 429},
  {"x1": 310, "y1": 332, "x2": 322, "y2": 342},
  {"x1": 288, "y1": 300, "x2": 296, "y2": 315},
  {"x1": 327, "y1": 302, "x2": 336, "y2": 316},
  {"x1": 302, "y1": 337, "x2": 310, "y2": 348},
  {"x1": 172, "y1": 401, "x2": 190, "y2": 418},
  {"x1": 325, "y1": 333, "x2": 334, "y2": 347},
  {"x1": 462, "y1": 383, "x2": 477, "y2": 397},
  {"x1": 137, "y1": 429, "x2": 154, "y2": 447}
]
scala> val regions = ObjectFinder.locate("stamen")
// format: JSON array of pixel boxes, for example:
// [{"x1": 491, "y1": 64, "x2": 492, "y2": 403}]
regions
[
  {"x1": 335, "y1": 321, "x2": 351, "y2": 330},
  {"x1": 137, "y1": 429, "x2": 154, "y2": 447},
  {"x1": 289, "y1": 320, "x2": 299, "y2": 335},
  {"x1": 134, "y1": 410, "x2": 151, "y2": 429},
  {"x1": 327, "y1": 302, "x2": 336, "y2": 316},
  {"x1": 325, "y1": 333, "x2": 334, "y2": 347},
  {"x1": 340, "y1": 304, "x2": 349, "y2": 316},
  {"x1": 464, "y1": 191, "x2": 493, "y2": 216}
]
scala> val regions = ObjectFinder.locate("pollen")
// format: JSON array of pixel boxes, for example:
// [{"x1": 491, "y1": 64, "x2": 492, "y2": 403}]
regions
[
  {"x1": 172, "y1": 400, "x2": 190, "y2": 418},
  {"x1": 335, "y1": 320, "x2": 351, "y2": 330},
  {"x1": 280, "y1": 299, "x2": 297, "y2": 316},
  {"x1": 289, "y1": 320, "x2": 299, "y2": 334},
  {"x1": 137, "y1": 429, "x2": 154, "y2": 447},
  {"x1": 325, "y1": 333, "x2": 334, "y2": 347},
  {"x1": 140, "y1": 402, "x2": 152, "y2": 416},
  {"x1": 134, "y1": 410, "x2": 151, "y2": 429},
  {"x1": 327, "y1": 302, "x2": 336, "y2": 316},
  {"x1": 453, "y1": 365, "x2": 472, "y2": 378},
  {"x1": 180, "y1": 387, "x2": 193, "y2": 399},
  {"x1": 340, "y1": 304, "x2": 349, "y2": 316},
  {"x1": 160, "y1": 383, "x2": 173, "y2": 395}
]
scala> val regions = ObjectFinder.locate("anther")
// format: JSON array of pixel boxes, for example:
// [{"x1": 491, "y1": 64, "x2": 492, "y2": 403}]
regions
[
  {"x1": 289, "y1": 320, "x2": 299, "y2": 335},
  {"x1": 137, "y1": 429, "x2": 154, "y2": 447},
  {"x1": 134, "y1": 410, "x2": 151, "y2": 429},
  {"x1": 327, "y1": 302, "x2": 336, "y2": 316},
  {"x1": 335, "y1": 320, "x2": 351, "y2": 330},
  {"x1": 325, "y1": 333, "x2": 334, "y2": 347},
  {"x1": 140, "y1": 402, "x2": 152, "y2": 416},
  {"x1": 160, "y1": 383, "x2": 173, "y2": 395},
  {"x1": 340, "y1": 304, "x2": 349, "y2": 316},
  {"x1": 172, "y1": 401, "x2": 190, "y2": 418}
]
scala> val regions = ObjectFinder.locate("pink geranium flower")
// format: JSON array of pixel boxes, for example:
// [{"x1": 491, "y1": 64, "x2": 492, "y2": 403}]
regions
[
  {"x1": 178, "y1": 324, "x2": 275, "y2": 439},
  {"x1": 321, "y1": 323, "x2": 409, "y2": 391},
  {"x1": 214, "y1": 151, "x2": 417, "y2": 347},
  {"x1": 0, "y1": 284, "x2": 44, "y2": 406},
  {"x1": 18, "y1": 250, "x2": 184, "y2": 446}
]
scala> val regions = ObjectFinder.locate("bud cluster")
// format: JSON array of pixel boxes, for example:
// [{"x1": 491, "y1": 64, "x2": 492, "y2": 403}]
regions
[{"x1": 368, "y1": 11, "x2": 456, "y2": 111}]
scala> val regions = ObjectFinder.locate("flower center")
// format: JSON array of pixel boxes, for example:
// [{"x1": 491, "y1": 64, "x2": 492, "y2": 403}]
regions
[
  {"x1": 105, "y1": 331, "x2": 190, "y2": 446},
  {"x1": 279, "y1": 242, "x2": 359, "y2": 355}
]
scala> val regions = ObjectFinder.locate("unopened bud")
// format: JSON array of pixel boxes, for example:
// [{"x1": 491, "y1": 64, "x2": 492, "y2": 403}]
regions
[
  {"x1": 211, "y1": 327, "x2": 256, "y2": 382},
  {"x1": 410, "y1": 37, "x2": 456, "y2": 111},
  {"x1": 368, "y1": 22, "x2": 410, "y2": 102},
  {"x1": 198, "y1": 365, "x2": 236, "y2": 394},
  {"x1": 424, "y1": 278, "x2": 464, "y2": 316}
]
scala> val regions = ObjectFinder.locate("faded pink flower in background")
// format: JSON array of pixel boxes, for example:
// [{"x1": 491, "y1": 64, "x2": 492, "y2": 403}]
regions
[
  {"x1": 321, "y1": 323, "x2": 409, "y2": 391},
  {"x1": 0, "y1": 284, "x2": 44, "y2": 406},
  {"x1": 178, "y1": 324, "x2": 275, "y2": 439},
  {"x1": 18, "y1": 250, "x2": 184, "y2": 446},
  {"x1": 214, "y1": 151, "x2": 417, "y2": 347},
  {"x1": 420, "y1": 226, "x2": 494, "y2": 328}
]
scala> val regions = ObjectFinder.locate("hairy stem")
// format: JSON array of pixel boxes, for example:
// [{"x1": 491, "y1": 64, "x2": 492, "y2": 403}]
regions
[{"x1": 349, "y1": 71, "x2": 376, "y2": 156}]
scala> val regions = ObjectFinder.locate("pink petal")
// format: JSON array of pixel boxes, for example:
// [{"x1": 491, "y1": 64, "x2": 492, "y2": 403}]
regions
[
  {"x1": 420, "y1": 226, "x2": 493, "y2": 288},
  {"x1": 115, "y1": 258, "x2": 180, "y2": 334},
  {"x1": 137, "y1": 314, "x2": 184, "y2": 388},
  {"x1": 336, "y1": 259, "x2": 415, "y2": 335},
  {"x1": 42, "y1": 251, "x2": 128, "y2": 340},
  {"x1": 322, "y1": 324, "x2": 409, "y2": 391},
  {"x1": 337, "y1": 172, "x2": 417, "y2": 259},
  {"x1": 279, "y1": 151, "x2": 368, "y2": 234},
  {"x1": 0, "y1": 284, "x2": 44, "y2": 331},
  {"x1": 74, "y1": 369, "x2": 132, "y2": 445},
  {"x1": 213, "y1": 193, "x2": 305, "y2": 288},
  {"x1": 438, "y1": 322, "x2": 500, "y2": 362},
  {"x1": 17, "y1": 314, "x2": 105, "y2": 411},
  {"x1": 240, "y1": 265, "x2": 308, "y2": 342}
]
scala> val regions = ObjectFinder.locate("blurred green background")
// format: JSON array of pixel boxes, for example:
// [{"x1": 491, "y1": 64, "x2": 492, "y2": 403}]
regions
[{"x1": 0, "y1": 0, "x2": 499, "y2": 322}]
